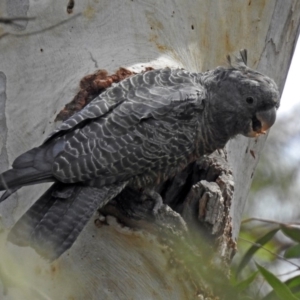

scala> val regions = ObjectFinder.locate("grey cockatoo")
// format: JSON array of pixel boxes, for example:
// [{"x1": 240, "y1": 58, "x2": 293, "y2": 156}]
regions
[{"x1": 0, "y1": 50, "x2": 279, "y2": 261}]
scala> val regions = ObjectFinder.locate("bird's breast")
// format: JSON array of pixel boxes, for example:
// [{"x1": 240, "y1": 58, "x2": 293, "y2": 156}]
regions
[{"x1": 128, "y1": 151, "x2": 199, "y2": 189}]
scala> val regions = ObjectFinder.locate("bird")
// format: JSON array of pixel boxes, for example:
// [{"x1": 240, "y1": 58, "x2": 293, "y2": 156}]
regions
[{"x1": 0, "y1": 50, "x2": 279, "y2": 261}]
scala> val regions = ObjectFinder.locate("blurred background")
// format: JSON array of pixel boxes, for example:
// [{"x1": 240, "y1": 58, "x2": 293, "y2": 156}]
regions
[
  {"x1": 235, "y1": 38, "x2": 300, "y2": 297},
  {"x1": 247, "y1": 38, "x2": 300, "y2": 222}
]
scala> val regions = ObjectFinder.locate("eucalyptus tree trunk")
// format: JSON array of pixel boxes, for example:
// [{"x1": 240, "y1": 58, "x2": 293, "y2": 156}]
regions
[{"x1": 0, "y1": 1, "x2": 299, "y2": 299}]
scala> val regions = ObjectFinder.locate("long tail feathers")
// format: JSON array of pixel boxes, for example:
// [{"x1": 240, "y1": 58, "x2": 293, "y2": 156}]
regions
[
  {"x1": 8, "y1": 181, "x2": 128, "y2": 261},
  {"x1": 0, "y1": 168, "x2": 53, "y2": 202},
  {"x1": 1, "y1": 143, "x2": 128, "y2": 260},
  {"x1": 0, "y1": 143, "x2": 56, "y2": 201}
]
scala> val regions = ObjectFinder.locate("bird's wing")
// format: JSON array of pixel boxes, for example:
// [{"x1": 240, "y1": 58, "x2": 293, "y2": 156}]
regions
[
  {"x1": 46, "y1": 68, "x2": 200, "y2": 140},
  {"x1": 51, "y1": 70, "x2": 205, "y2": 184}
]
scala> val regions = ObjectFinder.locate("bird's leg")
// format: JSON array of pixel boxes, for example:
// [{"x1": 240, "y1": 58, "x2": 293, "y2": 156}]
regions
[{"x1": 142, "y1": 188, "x2": 164, "y2": 215}]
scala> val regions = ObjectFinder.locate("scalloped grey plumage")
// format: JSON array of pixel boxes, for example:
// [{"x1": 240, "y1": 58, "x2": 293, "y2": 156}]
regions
[{"x1": 0, "y1": 54, "x2": 280, "y2": 260}]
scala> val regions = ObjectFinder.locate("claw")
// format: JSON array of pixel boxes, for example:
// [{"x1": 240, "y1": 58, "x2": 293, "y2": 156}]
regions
[{"x1": 143, "y1": 189, "x2": 164, "y2": 215}]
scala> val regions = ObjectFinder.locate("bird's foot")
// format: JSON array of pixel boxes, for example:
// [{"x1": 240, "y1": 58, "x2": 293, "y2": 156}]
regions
[
  {"x1": 142, "y1": 189, "x2": 164, "y2": 215},
  {"x1": 94, "y1": 212, "x2": 107, "y2": 228}
]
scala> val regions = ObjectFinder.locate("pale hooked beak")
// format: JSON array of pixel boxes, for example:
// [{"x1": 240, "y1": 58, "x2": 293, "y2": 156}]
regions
[{"x1": 246, "y1": 107, "x2": 277, "y2": 137}]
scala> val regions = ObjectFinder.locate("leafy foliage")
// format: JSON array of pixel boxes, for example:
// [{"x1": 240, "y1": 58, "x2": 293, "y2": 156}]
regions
[
  {"x1": 231, "y1": 105, "x2": 300, "y2": 299},
  {"x1": 231, "y1": 220, "x2": 300, "y2": 299},
  {"x1": 256, "y1": 263, "x2": 298, "y2": 300},
  {"x1": 236, "y1": 228, "x2": 279, "y2": 277}
]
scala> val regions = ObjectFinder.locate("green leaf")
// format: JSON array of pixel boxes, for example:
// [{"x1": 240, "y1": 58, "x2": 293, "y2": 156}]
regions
[
  {"x1": 263, "y1": 275, "x2": 300, "y2": 300},
  {"x1": 280, "y1": 225, "x2": 300, "y2": 243},
  {"x1": 256, "y1": 263, "x2": 299, "y2": 300},
  {"x1": 235, "y1": 271, "x2": 258, "y2": 292},
  {"x1": 286, "y1": 275, "x2": 300, "y2": 289},
  {"x1": 286, "y1": 275, "x2": 300, "y2": 297},
  {"x1": 236, "y1": 228, "x2": 279, "y2": 276},
  {"x1": 284, "y1": 244, "x2": 300, "y2": 259}
]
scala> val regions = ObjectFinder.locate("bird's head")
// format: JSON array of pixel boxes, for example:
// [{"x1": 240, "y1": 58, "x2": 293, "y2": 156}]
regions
[{"x1": 204, "y1": 50, "x2": 280, "y2": 138}]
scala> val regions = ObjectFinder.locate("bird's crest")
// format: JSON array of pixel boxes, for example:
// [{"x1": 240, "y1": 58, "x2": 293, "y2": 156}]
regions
[{"x1": 226, "y1": 49, "x2": 248, "y2": 71}]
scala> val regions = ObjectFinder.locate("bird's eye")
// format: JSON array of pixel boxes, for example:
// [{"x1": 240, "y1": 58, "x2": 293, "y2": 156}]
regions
[{"x1": 246, "y1": 97, "x2": 254, "y2": 104}]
